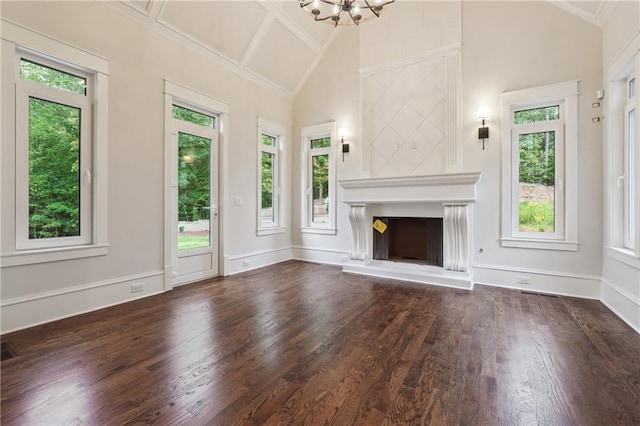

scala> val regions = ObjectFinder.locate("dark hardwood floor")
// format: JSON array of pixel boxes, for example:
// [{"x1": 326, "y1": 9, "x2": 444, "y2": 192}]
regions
[{"x1": 2, "y1": 260, "x2": 639, "y2": 425}]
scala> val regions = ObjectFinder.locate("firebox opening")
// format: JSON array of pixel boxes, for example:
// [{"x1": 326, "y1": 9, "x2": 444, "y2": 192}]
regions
[{"x1": 373, "y1": 217, "x2": 443, "y2": 267}]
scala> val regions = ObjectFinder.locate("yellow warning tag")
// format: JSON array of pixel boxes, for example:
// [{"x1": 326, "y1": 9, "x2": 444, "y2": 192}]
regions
[{"x1": 372, "y1": 219, "x2": 387, "y2": 234}]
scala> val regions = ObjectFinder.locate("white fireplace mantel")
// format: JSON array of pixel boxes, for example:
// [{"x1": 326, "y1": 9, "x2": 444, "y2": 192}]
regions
[
  {"x1": 339, "y1": 172, "x2": 482, "y2": 205},
  {"x1": 338, "y1": 172, "x2": 482, "y2": 290}
]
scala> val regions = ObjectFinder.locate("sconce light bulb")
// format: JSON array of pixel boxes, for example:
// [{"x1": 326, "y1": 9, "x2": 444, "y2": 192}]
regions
[{"x1": 477, "y1": 106, "x2": 490, "y2": 121}]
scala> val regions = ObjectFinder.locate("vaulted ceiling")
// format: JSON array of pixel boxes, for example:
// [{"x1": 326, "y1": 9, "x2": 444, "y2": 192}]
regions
[{"x1": 102, "y1": 0, "x2": 612, "y2": 101}]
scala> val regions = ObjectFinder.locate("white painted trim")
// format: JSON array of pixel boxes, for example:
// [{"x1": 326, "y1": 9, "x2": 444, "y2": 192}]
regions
[
  {"x1": 119, "y1": 0, "x2": 151, "y2": 17},
  {"x1": 601, "y1": 279, "x2": 640, "y2": 333},
  {"x1": 163, "y1": 80, "x2": 230, "y2": 284},
  {"x1": 499, "y1": 238, "x2": 579, "y2": 251},
  {"x1": 300, "y1": 227, "x2": 338, "y2": 235},
  {"x1": 1, "y1": 19, "x2": 109, "y2": 73},
  {"x1": 257, "y1": 227, "x2": 286, "y2": 236},
  {"x1": 473, "y1": 263, "x2": 600, "y2": 299},
  {"x1": 500, "y1": 80, "x2": 580, "y2": 251},
  {"x1": 226, "y1": 247, "x2": 293, "y2": 275},
  {"x1": 164, "y1": 80, "x2": 229, "y2": 114},
  {"x1": 549, "y1": 1, "x2": 599, "y2": 27},
  {"x1": 292, "y1": 246, "x2": 349, "y2": 266},
  {"x1": 1, "y1": 271, "x2": 165, "y2": 334},
  {"x1": 1, "y1": 22, "x2": 109, "y2": 267},
  {"x1": 358, "y1": 43, "x2": 461, "y2": 76},
  {"x1": 96, "y1": 1, "x2": 293, "y2": 100},
  {"x1": 501, "y1": 80, "x2": 580, "y2": 105},
  {"x1": 1, "y1": 244, "x2": 109, "y2": 268},
  {"x1": 607, "y1": 246, "x2": 640, "y2": 269},
  {"x1": 473, "y1": 263, "x2": 601, "y2": 281},
  {"x1": 605, "y1": 33, "x2": 640, "y2": 82}
]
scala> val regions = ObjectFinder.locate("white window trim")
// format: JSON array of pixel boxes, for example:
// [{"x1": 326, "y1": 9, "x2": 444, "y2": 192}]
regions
[
  {"x1": 1, "y1": 22, "x2": 109, "y2": 267},
  {"x1": 257, "y1": 118, "x2": 286, "y2": 236},
  {"x1": 16, "y1": 51, "x2": 93, "y2": 250},
  {"x1": 623, "y1": 75, "x2": 636, "y2": 250},
  {"x1": 500, "y1": 80, "x2": 579, "y2": 251},
  {"x1": 300, "y1": 122, "x2": 337, "y2": 235}
]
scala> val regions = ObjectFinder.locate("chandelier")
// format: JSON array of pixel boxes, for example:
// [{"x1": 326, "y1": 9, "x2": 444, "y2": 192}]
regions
[{"x1": 298, "y1": 0, "x2": 395, "y2": 27}]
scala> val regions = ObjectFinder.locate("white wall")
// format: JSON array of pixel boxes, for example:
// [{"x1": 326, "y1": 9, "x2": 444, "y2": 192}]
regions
[
  {"x1": 600, "y1": 1, "x2": 640, "y2": 332},
  {"x1": 292, "y1": 27, "x2": 360, "y2": 263},
  {"x1": 463, "y1": 1, "x2": 603, "y2": 297},
  {"x1": 0, "y1": 1, "x2": 293, "y2": 332},
  {"x1": 293, "y1": 1, "x2": 604, "y2": 298}
]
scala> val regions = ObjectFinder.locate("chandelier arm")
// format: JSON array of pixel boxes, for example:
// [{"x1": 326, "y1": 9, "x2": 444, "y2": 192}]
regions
[
  {"x1": 362, "y1": 0, "x2": 380, "y2": 18},
  {"x1": 348, "y1": 9, "x2": 360, "y2": 25},
  {"x1": 299, "y1": 0, "x2": 314, "y2": 8},
  {"x1": 319, "y1": 0, "x2": 339, "y2": 6}
]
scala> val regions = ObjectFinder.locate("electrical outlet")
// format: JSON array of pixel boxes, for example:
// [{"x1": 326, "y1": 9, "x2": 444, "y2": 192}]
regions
[
  {"x1": 517, "y1": 275, "x2": 531, "y2": 285},
  {"x1": 242, "y1": 260, "x2": 250, "y2": 267},
  {"x1": 234, "y1": 196, "x2": 243, "y2": 206},
  {"x1": 131, "y1": 282, "x2": 145, "y2": 293}
]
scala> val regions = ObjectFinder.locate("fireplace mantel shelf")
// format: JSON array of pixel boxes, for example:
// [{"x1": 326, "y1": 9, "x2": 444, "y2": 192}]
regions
[{"x1": 339, "y1": 172, "x2": 482, "y2": 205}]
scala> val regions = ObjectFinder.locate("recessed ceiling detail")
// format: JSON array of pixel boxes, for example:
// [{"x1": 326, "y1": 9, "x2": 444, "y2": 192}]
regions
[
  {"x1": 108, "y1": 0, "x2": 612, "y2": 100},
  {"x1": 106, "y1": 0, "x2": 341, "y2": 99}
]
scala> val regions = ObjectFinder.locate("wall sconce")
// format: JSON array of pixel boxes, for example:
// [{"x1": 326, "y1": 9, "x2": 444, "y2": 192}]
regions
[
  {"x1": 339, "y1": 128, "x2": 349, "y2": 161},
  {"x1": 477, "y1": 107, "x2": 489, "y2": 150}
]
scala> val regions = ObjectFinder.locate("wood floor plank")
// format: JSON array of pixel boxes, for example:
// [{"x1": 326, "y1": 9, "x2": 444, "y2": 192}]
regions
[{"x1": 2, "y1": 260, "x2": 640, "y2": 425}]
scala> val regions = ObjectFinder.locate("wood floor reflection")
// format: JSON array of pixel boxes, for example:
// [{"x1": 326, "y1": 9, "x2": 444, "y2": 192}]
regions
[{"x1": 2, "y1": 260, "x2": 639, "y2": 425}]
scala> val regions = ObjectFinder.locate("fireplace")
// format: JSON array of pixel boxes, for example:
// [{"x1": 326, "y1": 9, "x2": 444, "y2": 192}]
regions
[
  {"x1": 339, "y1": 172, "x2": 482, "y2": 289},
  {"x1": 373, "y1": 217, "x2": 443, "y2": 267}
]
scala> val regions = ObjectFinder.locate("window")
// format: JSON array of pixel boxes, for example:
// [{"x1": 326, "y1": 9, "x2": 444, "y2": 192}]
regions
[
  {"x1": 2, "y1": 22, "x2": 109, "y2": 266},
  {"x1": 257, "y1": 118, "x2": 286, "y2": 235},
  {"x1": 16, "y1": 54, "x2": 92, "y2": 249},
  {"x1": 623, "y1": 75, "x2": 636, "y2": 250},
  {"x1": 301, "y1": 122, "x2": 336, "y2": 234},
  {"x1": 500, "y1": 81, "x2": 578, "y2": 251}
]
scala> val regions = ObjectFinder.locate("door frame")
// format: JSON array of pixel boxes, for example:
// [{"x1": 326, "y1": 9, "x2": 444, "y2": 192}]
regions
[{"x1": 163, "y1": 80, "x2": 229, "y2": 290}]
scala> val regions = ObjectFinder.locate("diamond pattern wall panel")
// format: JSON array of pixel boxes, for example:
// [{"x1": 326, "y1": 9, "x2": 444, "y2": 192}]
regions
[{"x1": 367, "y1": 56, "x2": 448, "y2": 177}]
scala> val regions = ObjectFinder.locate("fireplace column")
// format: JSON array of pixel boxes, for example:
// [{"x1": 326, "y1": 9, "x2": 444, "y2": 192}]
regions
[
  {"x1": 347, "y1": 204, "x2": 370, "y2": 261},
  {"x1": 443, "y1": 204, "x2": 470, "y2": 272}
]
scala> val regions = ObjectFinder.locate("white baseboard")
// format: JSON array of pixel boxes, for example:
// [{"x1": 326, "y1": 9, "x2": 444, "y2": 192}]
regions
[
  {"x1": 292, "y1": 245, "x2": 349, "y2": 266},
  {"x1": 226, "y1": 247, "x2": 293, "y2": 275},
  {"x1": 1, "y1": 271, "x2": 165, "y2": 334},
  {"x1": 601, "y1": 279, "x2": 640, "y2": 333},
  {"x1": 473, "y1": 263, "x2": 600, "y2": 299}
]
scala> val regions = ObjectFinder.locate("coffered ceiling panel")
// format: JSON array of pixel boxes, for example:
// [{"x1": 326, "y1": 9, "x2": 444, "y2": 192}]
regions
[
  {"x1": 158, "y1": 0, "x2": 267, "y2": 64},
  {"x1": 278, "y1": 1, "x2": 335, "y2": 47},
  {"x1": 246, "y1": 20, "x2": 317, "y2": 93}
]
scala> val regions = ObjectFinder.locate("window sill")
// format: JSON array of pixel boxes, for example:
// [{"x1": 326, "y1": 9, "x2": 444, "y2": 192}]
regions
[
  {"x1": 301, "y1": 227, "x2": 337, "y2": 236},
  {"x1": 607, "y1": 246, "x2": 640, "y2": 269},
  {"x1": 257, "y1": 227, "x2": 286, "y2": 236},
  {"x1": 500, "y1": 238, "x2": 578, "y2": 251},
  {"x1": 1, "y1": 244, "x2": 109, "y2": 267}
]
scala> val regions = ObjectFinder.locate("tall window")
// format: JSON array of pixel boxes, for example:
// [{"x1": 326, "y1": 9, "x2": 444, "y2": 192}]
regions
[
  {"x1": 512, "y1": 104, "x2": 564, "y2": 237},
  {"x1": 257, "y1": 118, "x2": 285, "y2": 235},
  {"x1": 301, "y1": 122, "x2": 336, "y2": 234},
  {"x1": 501, "y1": 81, "x2": 578, "y2": 251},
  {"x1": 3, "y1": 30, "x2": 108, "y2": 265},
  {"x1": 623, "y1": 75, "x2": 636, "y2": 250}
]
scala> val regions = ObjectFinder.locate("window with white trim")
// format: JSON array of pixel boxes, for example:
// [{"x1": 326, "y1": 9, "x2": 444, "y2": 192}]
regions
[
  {"x1": 623, "y1": 75, "x2": 636, "y2": 250},
  {"x1": 301, "y1": 122, "x2": 336, "y2": 234},
  {"x1": 257, "y1": 118, "x2": 286, "y2": 235},
  {"x1": 1, "y1": 23, "x2": 109, "y2": 266},
  {"x1": 500, "y1": 81, "x2": 578, "y2": 251}
]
